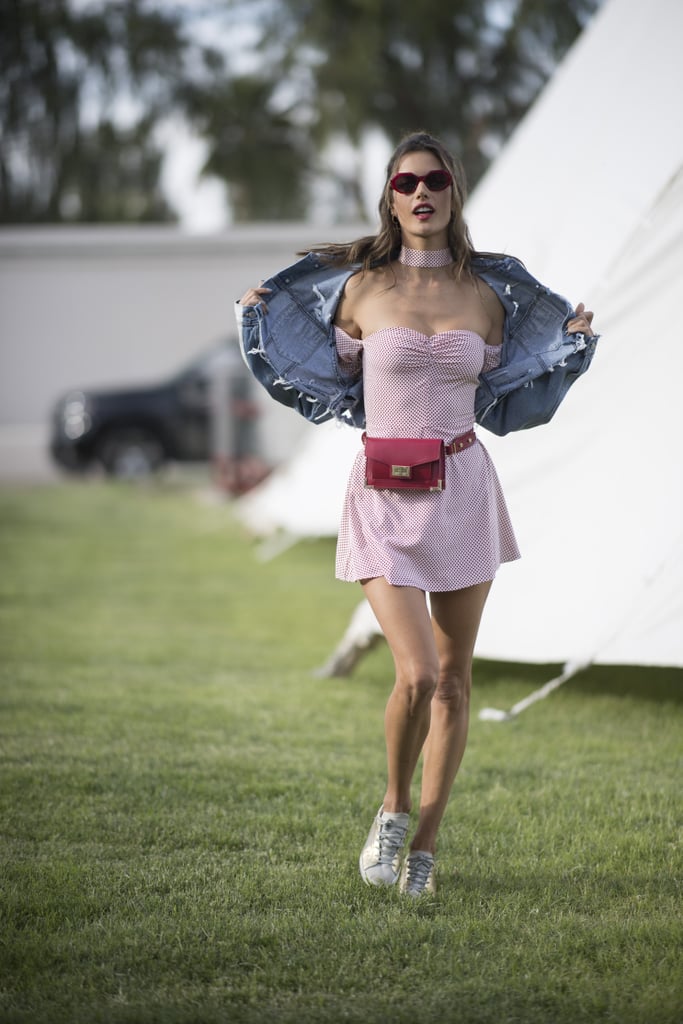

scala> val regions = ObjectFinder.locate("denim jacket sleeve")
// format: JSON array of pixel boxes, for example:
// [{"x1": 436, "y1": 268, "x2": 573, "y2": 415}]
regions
[
  {"x1": 234, "y1": 255, "x2": 366, "y2": 427},
  {"x1": 472, "y1": 255, "x2": 599, "y2": 435}
]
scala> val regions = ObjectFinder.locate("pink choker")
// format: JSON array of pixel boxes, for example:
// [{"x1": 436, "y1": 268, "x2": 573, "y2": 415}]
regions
[{"x1": 398, "y1": 245, "x2": 453, "y2": 268}]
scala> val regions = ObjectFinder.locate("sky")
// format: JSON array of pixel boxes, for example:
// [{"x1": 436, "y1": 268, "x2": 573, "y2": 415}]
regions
[{"x1": 157, "y1": 117, "x2": 232, "y2": 233}]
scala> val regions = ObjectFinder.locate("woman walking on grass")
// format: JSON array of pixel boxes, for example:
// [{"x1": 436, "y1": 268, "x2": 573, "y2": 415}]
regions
[{"x1": 236, "y1": 131, "x2": 597, "y2": 897}]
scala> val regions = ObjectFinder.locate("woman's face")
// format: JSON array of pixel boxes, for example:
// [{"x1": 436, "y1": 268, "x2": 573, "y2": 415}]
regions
[{"x1": 389, "y1": 151, "x2": 453, "y2": 246}]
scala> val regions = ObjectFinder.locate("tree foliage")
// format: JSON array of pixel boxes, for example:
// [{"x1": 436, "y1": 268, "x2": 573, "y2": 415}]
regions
[
  {"x1": 231, "y1": 0, "x2": 602, "y2": 215},
  {"x1": 0, "y1": 0, "x2": 602, "y2": 224},
  {"x1": 0, "y1": 0, "x2": 213, "y2": 222},
  {"x1": 178, "y1": 74, "x2": 315, "y2": 222}
]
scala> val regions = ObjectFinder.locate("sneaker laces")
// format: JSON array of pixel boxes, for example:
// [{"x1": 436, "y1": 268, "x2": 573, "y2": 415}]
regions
[
  {"x1": 405, "y1": 851, "x2": 434, "y2": 892},
  {"x1": 375, "y1": 816, "x2": 409, "y2": 866}
]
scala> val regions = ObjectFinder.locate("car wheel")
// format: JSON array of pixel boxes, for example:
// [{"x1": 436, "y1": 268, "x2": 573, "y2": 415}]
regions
[{"x1": 96, "y1": 428, "x2": 166, "y2": 478}]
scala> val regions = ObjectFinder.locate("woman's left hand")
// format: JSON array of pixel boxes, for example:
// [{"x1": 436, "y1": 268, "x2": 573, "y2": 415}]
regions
[{"x1": 567, "y1": 302, "x2": 595, "y2": 337}]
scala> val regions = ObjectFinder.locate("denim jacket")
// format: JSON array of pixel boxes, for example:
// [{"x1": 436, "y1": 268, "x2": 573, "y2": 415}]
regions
[{"x1": 235, "y1": 251, "x2": 598, "y2": 435}]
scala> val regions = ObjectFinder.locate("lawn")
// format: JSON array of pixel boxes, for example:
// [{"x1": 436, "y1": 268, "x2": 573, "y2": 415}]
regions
[{"x1": 0, "y1": 482, "x2": 681, "y2": 1024}]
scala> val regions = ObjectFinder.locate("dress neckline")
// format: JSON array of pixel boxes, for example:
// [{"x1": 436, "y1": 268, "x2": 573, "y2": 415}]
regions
[{"x1": 349, "y1": 325, "x2": 489, "y2": 346}]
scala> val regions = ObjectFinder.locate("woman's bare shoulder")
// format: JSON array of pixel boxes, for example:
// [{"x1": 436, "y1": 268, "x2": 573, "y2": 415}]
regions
[
  {"x1": 344, "y1": 264, "x2": 392, "y2": 295},
  {"x1": 336, "y1": 266, "x2": 391, "y2": 336}
]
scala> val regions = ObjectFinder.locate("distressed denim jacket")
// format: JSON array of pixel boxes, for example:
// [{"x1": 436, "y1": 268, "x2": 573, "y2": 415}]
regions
[{"x1": 235, "y1": 251, "x2": 598, "y2": 435}]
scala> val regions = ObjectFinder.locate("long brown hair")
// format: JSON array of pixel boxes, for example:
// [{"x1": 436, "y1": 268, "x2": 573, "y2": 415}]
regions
[{"x1": 300, "y1": 131, "x2": 476, "y2": 279}]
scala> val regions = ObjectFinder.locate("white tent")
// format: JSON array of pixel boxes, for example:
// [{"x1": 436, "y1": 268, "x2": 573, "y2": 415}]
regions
[{"x1": 236, "y1": 0, "x2": 683, "y2": 677}]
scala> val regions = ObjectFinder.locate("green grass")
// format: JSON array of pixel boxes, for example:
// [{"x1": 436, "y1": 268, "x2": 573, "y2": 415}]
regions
[{"x1": 0, "y1": 482, "x2": 681, "y2": 1024}]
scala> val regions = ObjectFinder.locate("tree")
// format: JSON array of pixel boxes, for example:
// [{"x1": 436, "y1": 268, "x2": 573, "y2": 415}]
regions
[
  {"x1": 200, "y1": 0, "x2": 602, "y2": 219},
  {"x1": 0, "y1": 0, "x2": 603, "y2": 225},
  {"x1": 179, "y1": 74, "x2": 315, "y2": 222},
  {"x1": 0, "y1": 0, "x2": 210, "y2": 222}
]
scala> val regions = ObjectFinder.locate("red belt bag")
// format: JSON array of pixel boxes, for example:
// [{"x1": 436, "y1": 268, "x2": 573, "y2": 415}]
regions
[{"x1": 362, "y1": 431, "x2": 476, "y2": 492}]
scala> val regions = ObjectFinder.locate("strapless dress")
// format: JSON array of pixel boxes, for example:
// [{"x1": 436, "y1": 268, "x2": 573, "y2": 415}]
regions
[{"x1": 333, "y1": 325, "x2": 520, "y2": 591}]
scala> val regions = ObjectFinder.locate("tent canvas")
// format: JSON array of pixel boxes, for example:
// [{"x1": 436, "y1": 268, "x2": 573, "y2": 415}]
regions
[{"x1": 235, "y1": 0, "x2": 683, "y2": 673}]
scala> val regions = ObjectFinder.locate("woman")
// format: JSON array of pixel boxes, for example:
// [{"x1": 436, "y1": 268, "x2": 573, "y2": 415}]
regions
[{"x1": 238, "y1": 131, "x2": 595, "y2": 897}]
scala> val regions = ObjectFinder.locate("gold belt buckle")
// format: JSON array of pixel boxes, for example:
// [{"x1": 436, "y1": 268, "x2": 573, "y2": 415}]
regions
[{"x1": 391, "y1": 465, "x2": 412, "y2": 479}]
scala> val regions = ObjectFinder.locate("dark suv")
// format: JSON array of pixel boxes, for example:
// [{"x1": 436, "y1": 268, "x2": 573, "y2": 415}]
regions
[{"x1": 49, "y1": 342, "x2": 261, "y2": 480}]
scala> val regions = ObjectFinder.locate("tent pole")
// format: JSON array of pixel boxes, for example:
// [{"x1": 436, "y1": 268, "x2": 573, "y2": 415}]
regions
[{"x1": 478, "y1": 658, "x2": 592, "y2": 722}]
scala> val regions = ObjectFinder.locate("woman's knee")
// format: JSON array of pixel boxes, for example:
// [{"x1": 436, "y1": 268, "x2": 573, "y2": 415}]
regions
[
  {"x1": 394, "y1": 662, "x2": 439, "y2": 710},
  {"x1": 434, "y1": 668, "x2": 471, "y2": 712}
]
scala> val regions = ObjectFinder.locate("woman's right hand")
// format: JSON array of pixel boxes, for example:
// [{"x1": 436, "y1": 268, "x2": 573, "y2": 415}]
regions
[{"x1": 239, "y1": 282, "x2": 271, "y2": 312}]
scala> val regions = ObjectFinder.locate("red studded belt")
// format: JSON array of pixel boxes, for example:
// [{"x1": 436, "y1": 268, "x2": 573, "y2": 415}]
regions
[{"x1": 444, "y1": 430, "x2": 476, "y2": 455}]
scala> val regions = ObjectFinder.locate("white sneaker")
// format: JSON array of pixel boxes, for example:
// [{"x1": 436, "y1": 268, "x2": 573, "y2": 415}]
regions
[
  {"x1": 399, "y1": 850, "x2": 436, "y2": 897},
  {"x1": 359, "y1": 806, "x2": 410, "y2": 886}
]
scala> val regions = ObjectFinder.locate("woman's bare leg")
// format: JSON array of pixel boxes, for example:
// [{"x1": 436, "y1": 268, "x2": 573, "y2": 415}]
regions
[
  {"x1": 410, "y1": 581, "x2": 492, "y2": 855},
  {"x1": 361, "y1": 577, "x2": 439, "y2": 814}
]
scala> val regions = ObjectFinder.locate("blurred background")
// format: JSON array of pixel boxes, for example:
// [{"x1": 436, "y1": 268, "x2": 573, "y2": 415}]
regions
[{"x1": 0, "y1": 0, "x2": 602, "y2": 486}]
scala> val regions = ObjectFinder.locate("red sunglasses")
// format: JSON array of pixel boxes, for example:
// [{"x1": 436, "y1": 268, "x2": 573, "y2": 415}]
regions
[{"x1": 389, "y1": 169, "x2": 453, "y2": 194}]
